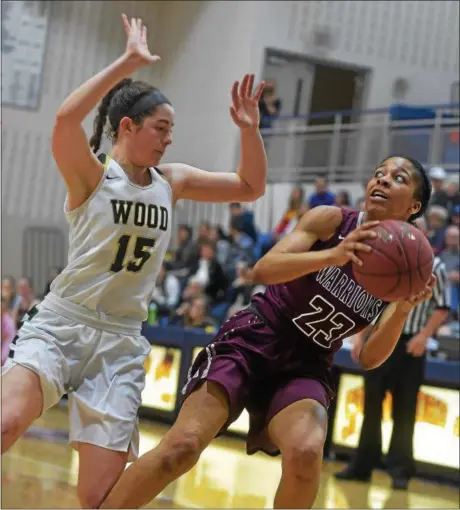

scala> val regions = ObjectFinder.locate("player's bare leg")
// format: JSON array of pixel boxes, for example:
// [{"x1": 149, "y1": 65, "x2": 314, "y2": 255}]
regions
[
  {"x1": 100, "y1": 381, "x2": 229, "y2": 509},
  {"x1": 1, "y1": 365, "x2": 44, "y2": 453},
  {"x1": 76, "y1": 443, "x2": 129, "y2": 508},
  {"x1": 268, "y1": 399, "x2": 328, "y2": 509}
]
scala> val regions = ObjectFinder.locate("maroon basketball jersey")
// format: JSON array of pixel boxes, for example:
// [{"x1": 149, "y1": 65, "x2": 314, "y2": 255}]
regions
[{"x1": 252, "y1": 209, "x2": 389, "y2": 360}]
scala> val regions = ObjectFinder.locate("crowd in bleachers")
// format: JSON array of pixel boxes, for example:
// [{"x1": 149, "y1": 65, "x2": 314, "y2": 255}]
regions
[{"x1": 1, "y1": 166, "x2": 458, "y2": 364}]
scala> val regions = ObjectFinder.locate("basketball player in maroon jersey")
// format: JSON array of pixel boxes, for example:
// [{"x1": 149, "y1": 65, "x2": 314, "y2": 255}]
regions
[{"x1": 101, "y1": 156, "x2": 435, "y2": 509}]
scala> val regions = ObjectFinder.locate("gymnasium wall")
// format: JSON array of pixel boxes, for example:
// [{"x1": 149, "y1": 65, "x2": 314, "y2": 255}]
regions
[
  {"x1": 252, "y1": 1, "x2": 459, "y2": 107},
  {"x1": 150, "y1": 1, "x2": 260, "y2": 171}
]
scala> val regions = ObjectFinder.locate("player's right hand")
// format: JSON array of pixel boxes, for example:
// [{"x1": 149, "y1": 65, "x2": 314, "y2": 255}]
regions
[
  {"x1": 351, "y1": 336, "x2": 364, "y2": 363},
  {"x1": 122, "y1": 14, "x2": 161, "y2": 67},
  {"x1": 329, "y1": 221, "x2": 379, "y2": 267}
]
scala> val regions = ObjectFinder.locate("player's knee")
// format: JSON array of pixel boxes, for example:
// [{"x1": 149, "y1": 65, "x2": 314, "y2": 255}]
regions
[
  {"x1": 282, "y1": 440, "x2": 323, "y2": 481},
  {"x1": 1, "y1": 407, "x2": 22, "y2": 454},
  {"x1": 77, "y1": 482, "x2": 107, "y2": 509},
  {"x1": 160, "y1": 432, "x2": 204, "y2": 475}
]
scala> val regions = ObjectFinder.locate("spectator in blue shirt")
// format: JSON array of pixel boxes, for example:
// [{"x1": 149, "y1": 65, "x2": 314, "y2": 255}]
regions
[
  {"x1": 229, "y1": 203, "x2": 258, "y2": 242},
  {"x1": 440, "y1": 225, "x2": 459, "y2": 318},
  {"x1": 308, "y1": 177, "x2": 336, "y2": 209},
  {"x1": 229, "y1": 215, "x2": 255, "y2": 264}
]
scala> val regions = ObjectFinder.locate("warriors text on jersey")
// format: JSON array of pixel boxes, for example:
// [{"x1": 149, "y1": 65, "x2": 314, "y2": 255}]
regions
[
  {"x1": 51, "y1": 154, "x2": 172, "y2": 321},
  {"x1": 252, "y1": 209, "x2": 389, "y2": 360}
]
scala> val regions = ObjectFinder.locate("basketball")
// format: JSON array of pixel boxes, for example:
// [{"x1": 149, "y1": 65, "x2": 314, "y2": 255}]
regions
[{"x1": 353, "y1": 220, "x2": 434, "y2": 302}]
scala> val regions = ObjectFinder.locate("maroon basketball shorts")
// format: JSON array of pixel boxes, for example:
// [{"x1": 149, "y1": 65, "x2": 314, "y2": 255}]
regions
[{"x1": 180, "y1": 307, "x2": 334, "y2": 456}]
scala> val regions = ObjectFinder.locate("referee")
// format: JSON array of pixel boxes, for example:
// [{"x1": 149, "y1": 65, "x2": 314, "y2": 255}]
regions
[{"x1": 335, "y1": 216, "x2": 450, "y2": 490}]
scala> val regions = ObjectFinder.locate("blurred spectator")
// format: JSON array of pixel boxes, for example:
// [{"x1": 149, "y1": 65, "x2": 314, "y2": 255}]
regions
[
  {"x1": 229, "y1": 216, "x2": 255, "y2": 265},
  {"x1": 335, "y1": 190, "x2": 351, "y2": 207},
  {"x1": 426, "y1": 205, "x2": 449, "y2": 254},
  {"x1": 258, "y1": 80, "x2": 282, "y2": 130},
  {"x1": 229, "y1": 203, "x2": 258, "y2": 242},
  {"x1": 308, "y1": 177, "x2": 336, "y2": 209},
  {"x1": 150, "y1": 263, "x2": 181, "y2": 317},
  {"x1": 226, "y1": 261, "x2": 266, "y2": 318},
  {"x1": 440, "y1": 225, "x2": 460, "y2": 317},
  {"x1": 169, "y1": 296, "x2": 216, "y2": 330},
  {"x1": 44, "y1": 267, "x2": 62, "y2": 296},
  {"x1": 197, "y1": 222, "x2": 211, "y2": 245},
  {"x1": 180, "y1": 279, "x2": 204, "y2": 304},
  {"x1": 450, "y1": 203, "x2": 460, "y2": 227},
  {"x1": 188, "y1": 242, "x2": 228, "y2": 303},
  {"x1": 170, "y1": 225, "x2": 198, "y2": 273},
  {"x1": 1, "y1": 276, "x2": 21, "y2": 325},
  {"x1": 429, "y1": 166, "x2": 449, "y2": 208},
  {"x1": 1, "y1": 296, "x2": 16, "y2": 366},
  {"x1": 274, "y1": 185, "x2": 307, "y2": 239},
  {"x1": 446, "y1": 181, "x2": 460, "y2": 215},
  {"x1": 208, "y1": 225, "x2": 232, "y2": 267},
  {"x1": 16, "y1": 278, "x2": 40, "y2": 328}
]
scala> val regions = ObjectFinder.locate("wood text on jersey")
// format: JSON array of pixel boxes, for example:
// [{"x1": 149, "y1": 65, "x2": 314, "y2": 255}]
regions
[{"x1": 110, "y1": 200, "x2": 168, "y2": 231}]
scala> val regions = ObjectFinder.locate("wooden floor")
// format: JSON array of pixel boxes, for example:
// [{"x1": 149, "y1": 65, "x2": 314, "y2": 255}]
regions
[{"x1": 1, "y1": 406, "x2": 458, "y2": 509}]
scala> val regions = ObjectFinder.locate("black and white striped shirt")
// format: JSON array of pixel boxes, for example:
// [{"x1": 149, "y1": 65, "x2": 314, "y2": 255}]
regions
[{"x1": 403, "y1": 257, "x2": 450, "y2": 335}]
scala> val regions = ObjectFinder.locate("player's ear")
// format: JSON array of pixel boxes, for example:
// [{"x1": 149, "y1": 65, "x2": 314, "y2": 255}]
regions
[
  {"x1": 410, "y1": 200, "x2": 421, "y2": 217},
  {"x1": 118, "y1": 116, "x2": 135, "y2": 135}
]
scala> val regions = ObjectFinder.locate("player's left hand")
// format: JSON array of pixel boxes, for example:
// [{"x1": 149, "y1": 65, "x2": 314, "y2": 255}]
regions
[
  {"x1": 230, "y1": 74, "x2": 265, "y2": 130},
  {"x1": 406, "y1": 333, "x2": 429, "y2": 357},
  {"x1": 396, "y1": 274, "x2": 436, "y2": 313}
]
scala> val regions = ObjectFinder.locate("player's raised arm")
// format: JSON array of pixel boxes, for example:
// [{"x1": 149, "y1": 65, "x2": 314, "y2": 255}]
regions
[
  {"x1": 159, "y1": 74, "x2": 267, "y2": 203},
  {"x1": 252, "y1": 206, "x2": 379, "y2": 285},
  {"x1": 51, "y1": 15, "x2": 160, "y2": 210}
]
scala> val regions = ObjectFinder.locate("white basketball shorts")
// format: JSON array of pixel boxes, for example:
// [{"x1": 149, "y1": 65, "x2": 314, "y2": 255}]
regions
[{"x1": 2, "y1": 293, "x2": 151, "y2": 461}]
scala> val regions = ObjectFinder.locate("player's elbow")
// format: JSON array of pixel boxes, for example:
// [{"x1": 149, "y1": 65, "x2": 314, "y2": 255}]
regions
[
  {"x1": 237, "y1": 176, "x2": 265, "y2": 202},
  {"x1": 244, "y1": 184, "x2": 265, "y2": 202},
  {"x1": 252, "y1": 182, "x2": 266, "y2": 200},
  {"x1": 358, "y1": 351, "x2": 385, "y2": 371},
  {"x1": 252, "y1": 259, "x2": 271, "y2": 284},
  {"x1": 55, "y1": 104, "x2": 83, "y2": 125},
  {"x1": 53, "y1": 113, "x2": 79, "y2": 138},
  {"x1": 359, "y1": 358, "x2": 378, "y2": 371}
]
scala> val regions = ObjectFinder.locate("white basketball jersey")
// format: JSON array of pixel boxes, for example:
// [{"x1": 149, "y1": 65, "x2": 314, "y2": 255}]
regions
[{"x1": 51, "y1": 154, "x2": 172, "y2": 321}]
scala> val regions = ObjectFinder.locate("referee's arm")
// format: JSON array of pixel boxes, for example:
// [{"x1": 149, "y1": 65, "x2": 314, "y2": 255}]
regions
[
  {"x1": 422, "y1": 259, "x2": 451, "y2": 335},
  {"x1": 406, "y1": 259, "x2": 450, "y2": 355}
]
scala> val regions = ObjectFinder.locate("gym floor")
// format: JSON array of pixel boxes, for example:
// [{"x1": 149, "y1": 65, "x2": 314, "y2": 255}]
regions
[{"x1": 1, "y1": 406, "x2": 458, "y2": 509}]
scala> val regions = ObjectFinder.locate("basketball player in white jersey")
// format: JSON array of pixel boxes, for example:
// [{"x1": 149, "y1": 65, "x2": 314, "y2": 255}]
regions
[{"x1": 1, "y1": 15, "x2": 266, "y2": 508}]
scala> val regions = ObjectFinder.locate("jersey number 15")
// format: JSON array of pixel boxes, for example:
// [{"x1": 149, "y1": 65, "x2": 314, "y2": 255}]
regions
[{"x1": 110, "y1": 234, "x2": 155, "y2": 273}]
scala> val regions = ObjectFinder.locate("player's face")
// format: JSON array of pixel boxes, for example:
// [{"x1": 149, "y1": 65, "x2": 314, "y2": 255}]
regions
[
  {"x1": 126, "y1": 104, "x2": 175, "y2": 167},
  {"x1": 364, "y1": 157, "x2": 421, "y2": 221}
]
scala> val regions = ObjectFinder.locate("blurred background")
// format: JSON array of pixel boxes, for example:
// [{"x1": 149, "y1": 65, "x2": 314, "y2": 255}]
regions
[{"x1": 1, "y1": 1, "x2": 459, "y2": 508}]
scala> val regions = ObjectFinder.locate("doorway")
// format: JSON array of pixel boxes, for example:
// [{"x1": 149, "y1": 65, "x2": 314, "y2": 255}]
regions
[{"x1": 308, "y1": 63, "x2": 367, "y2": 125}]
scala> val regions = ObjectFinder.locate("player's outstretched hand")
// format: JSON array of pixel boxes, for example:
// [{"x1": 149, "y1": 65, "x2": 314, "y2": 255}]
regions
[
  {"x1": 330, "y1": 221, "x2": 379, "y2": 267},
  {"x1": 396, "y1": 274, "x2": 436, "y2": 313},
  {"x1": 230, "y1": 74, "x2": 265, "y2": 130},
  {"x1": 122, "y1": 14, "x2": 161, "y2": 67}
]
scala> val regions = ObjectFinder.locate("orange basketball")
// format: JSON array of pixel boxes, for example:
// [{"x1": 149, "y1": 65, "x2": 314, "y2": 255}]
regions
[{"x1": 353, "y1": 220, "x2": 434, "y2": 301}]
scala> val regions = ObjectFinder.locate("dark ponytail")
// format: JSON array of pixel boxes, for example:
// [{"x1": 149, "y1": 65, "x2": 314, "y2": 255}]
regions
[
  {"x1": 407, "y1": 158, "x2": 431, "y2": 223},
  {"x1": 89, "y1": 78, "x2": 133, "y2": 154}
]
